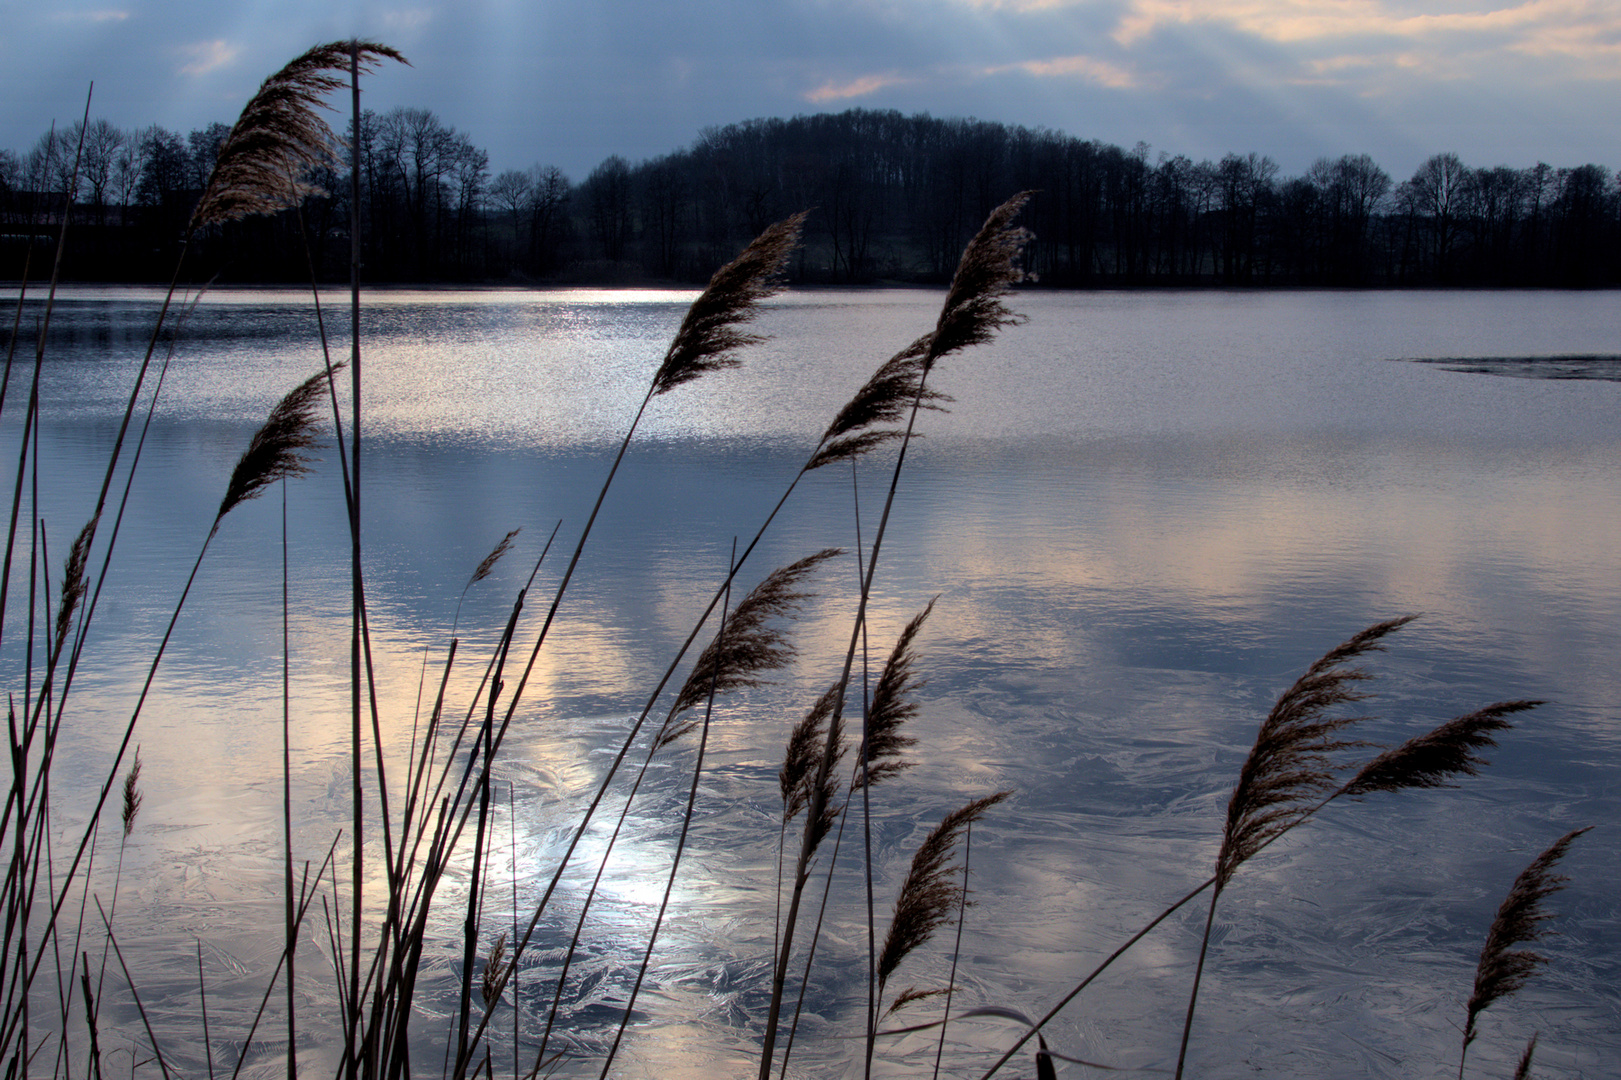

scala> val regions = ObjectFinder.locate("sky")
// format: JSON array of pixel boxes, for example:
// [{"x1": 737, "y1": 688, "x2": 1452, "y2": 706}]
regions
[{"x1": 4, "y1": 0, "x2": 1619, "y2": 185}]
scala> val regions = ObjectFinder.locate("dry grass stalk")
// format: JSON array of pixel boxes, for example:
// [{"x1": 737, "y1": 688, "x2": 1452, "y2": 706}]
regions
[
  {"x1": 53, "y1": 516, "x2": 95, "y2": 658},
  {"x1": 1340, "y1": 700, "x2": 1538, "y2": 798},
  {"x1": 923, "y1": 192, "x2": 1034, "y2": 372},
  {"x1": 877, "y1": 791, "x2": 1010, "y2": 992},
  {"x1": 667, "y1": 548, "x2": 841, "y2": 725},
  {"x1": 809, "y1": 335, "x2": 950, "y2": 472},
  {"x1": 479, "y1": 934, "x2": 508, "y2": 1007},
  {"x1": 190, "y1": 41, "x2": 406, "y2": 229},
  {"x1": 804, "y1": 703, "x2": 848, "y2": 859},
  {"x1": 855, "y1": 600, "x2": 935, "y2": 790},
  {"x1": 653, "y1": 211, "x2": 807, "y2": 395},
  {"x1": 121, "y1": 749, "x2": 142, "y2": 837},
  {"x1": 1175, "y1": 617, "x2": 1414, "y2": 1080},
  {"x1": 1512, "y1": 1034, "x2": 1539, "y2": 1080},
  {"x1": 466, "y1": 528, "x2": 521, "y2": 588},
  {"x1": 1215, "y1": 616, "x2": 1413, "y2": 888},
  {"x1": 217, "y1": 363, "x2": 342, "y2": 523},
  {"x1": 1462, "y1": 828, "x2": 1591, "y2": 1067},
  {"x1": 781, "y1": 684, "x2": 842, "y2": 822},
  {"x1": 884, "y1": 986, "x2": 950, "y2": 1016}
]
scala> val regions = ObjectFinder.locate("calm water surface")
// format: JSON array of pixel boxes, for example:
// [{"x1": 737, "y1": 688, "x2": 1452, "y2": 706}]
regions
[{"x1": 7, "y1": 286, "x2": 1620, "y2": 1079}]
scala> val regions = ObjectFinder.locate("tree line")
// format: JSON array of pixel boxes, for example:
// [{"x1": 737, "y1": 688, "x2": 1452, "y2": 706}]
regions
[{"x1": 3, "y1": 108, "x2": 1617, "y2": 287}]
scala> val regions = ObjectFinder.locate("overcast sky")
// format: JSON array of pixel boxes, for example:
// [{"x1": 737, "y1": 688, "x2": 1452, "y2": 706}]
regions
[{"x1": 5, "y1": 0, "x2": 1619, "y2": 184}]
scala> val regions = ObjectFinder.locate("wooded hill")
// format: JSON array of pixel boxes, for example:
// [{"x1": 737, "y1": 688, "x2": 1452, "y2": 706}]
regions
[{"x1": 4, "y1": 108, "x2": 1618, "y2": 287}]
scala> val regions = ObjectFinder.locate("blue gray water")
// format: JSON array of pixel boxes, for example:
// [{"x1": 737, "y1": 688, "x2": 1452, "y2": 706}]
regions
[{"x1": 6, "y1": 285, "x2": 1619, "y2": 1078}]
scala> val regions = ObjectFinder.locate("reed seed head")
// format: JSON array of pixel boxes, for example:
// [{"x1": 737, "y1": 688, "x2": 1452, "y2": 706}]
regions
[
  {"x1": 923, "y1": 192, "x2": 1034, "y2": 373},
  {"x1": 190, "y1": 41, "x2": 406, "y2": 230},
  {"x1": 652, "y1": 211, "x2": 807, "y2": 396},
  {"x1": 1512, "y1": 1034, "x2": 1539, "y2": 1080},
  {"x1": 809, "y1": 335, "x2": 952, "y2": 471},
  {"x1": 877, "y1": 791, "x2": 1011, "y2": 991},
  {"x1": 854, "y1": 599, "x2": 935, "y2": 790},
  {"x1": 807, "y1": 704, "x2": 847, "y2": 857},
  {"x1": 467, "y1": 528, "x2": 521, "y2": 588},
  {"x1": 121, "y1": 749, "x2": 143, "y2": 837},
  {"x1": 781, "y1": 683, "x2": 841, "y2": 821},
  {"x1": 1215, "y1": 616, "x2": 1414, "y2": 888},
  {"x1": 54, "y1": 516, "x2": 96, "y2": 659},
  {"x1": 665, "y1": 548, "x2": 842, "y2": 738},
  {"x1": 1340, "y1": 700, "x2": 1537, "y2": 798},
  {"x1": 480, "y1": 933, "x2": 509, "y2": 1007},
  {"x1": 1464, "y1": 827, "x2": 1591, "y2": 1050},
  {"x1": 883, "y1": 986, "x2": 951, "y2": 1016},
  {"x1": 217, "y1": 363, "x2": 342, "y2": 523}
]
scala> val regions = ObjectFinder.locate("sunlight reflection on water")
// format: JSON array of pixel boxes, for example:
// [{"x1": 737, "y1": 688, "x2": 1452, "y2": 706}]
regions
[{"x1": 6, "y1": 286, "x2": 1620, "y2": 1079}]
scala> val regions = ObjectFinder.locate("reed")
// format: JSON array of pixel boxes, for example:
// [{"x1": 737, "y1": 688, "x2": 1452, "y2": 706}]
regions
[
  {"x1": 2, "y1": 42, "x2": 1602, "y2": 1080},
  {"x1": 1460, "y1": 828, "x2": 1591, "y2": 1079}
]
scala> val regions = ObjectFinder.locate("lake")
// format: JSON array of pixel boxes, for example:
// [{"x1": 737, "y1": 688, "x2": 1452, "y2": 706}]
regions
[{"x1": 5, "y1": 284, "x2": 1619, "y2": 1079}]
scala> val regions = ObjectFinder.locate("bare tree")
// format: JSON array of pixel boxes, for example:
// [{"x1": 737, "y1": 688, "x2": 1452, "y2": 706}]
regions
[
  {"x1": 1408, "y1": 151, "x2": 1466, "y2": 279},
  {"x1": 527, "y1": 164, "x2": 570, "y2": 273},
  {"x1": 585, "y1": 154, "x2": 633, "y2": 264}
]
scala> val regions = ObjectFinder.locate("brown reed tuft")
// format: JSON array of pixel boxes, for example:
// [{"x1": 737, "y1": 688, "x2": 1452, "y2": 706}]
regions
[
  {"x1": 922, "y1": 192, "x2": 1034, "y2": 373},
  {"x1": 1214, "y1": 616, "x2": 1413, "y2": 888},
  {"x1": 467, "y1": 528, "x2": 521, "y2": 588},
  {"x1": 652, "y1": 211, "x2": 807, "y2": 396},
  {"x1": 877, "y1": 791, "x2": 1010, "y2": 991},
  {"x1": 806, "y1": 703, "x2": 847, "y2": 857},
  {"x1": 54, "y1": 516, "x2": 95, "y2": 658},
  {"x1": 190, "y1": 41, "x2": 405, "y2": 230},
  {"x1": 1463, "y1": 828, "x2": 1591, "y2": 1057},
  {"x1": 854, "y1": 599, "x2": 935, "y2": 790},
  {"x1": 121, "y1": 750, "x2": 143, "y2": 837},
  {"x1": 1512, "y1": 1034, "x2": 1539, "y2": 1080},
  {"x1": 1340, "y1": 700, "x2": 1538, "y2": 798},
  {"x1": 665, "y1": 548, "x2": 842, "y2": 735},
  {"x1": 217, "y1": 363, "x2": 342, "y2": 523},
  {"x1": 883, "y1": 986, "x2": 950, "y2": 1016},
  {"x1": 808, "y1": 335, "x2": 951, "y2": 471},
  {"x1": 480, "y1": 933, "x2": 508, "y2": 1007},
  {"x1": 781, "y1": 684, "x2": 842, "y2": 822}
]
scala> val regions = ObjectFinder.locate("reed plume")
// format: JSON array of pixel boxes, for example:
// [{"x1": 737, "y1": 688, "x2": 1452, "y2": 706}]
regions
[
  {"x1": 1175, "y1": 616, "x2": 1412, "y2": 1080},
  {"x1": 1512, "y1": 1034, "x2": 1539, "y2": 1080},
  {"x1": 883, "y1": 986, "x2": 950, "y2": 1016},
  {"x1": 466, "y1": 528, "x2": 520, "y2": 589},
  {"x1": 217, "y1": 363, "x2": 341, "y2": 524},
  {"x1": 1341, "y1": 700, "x2": 1537, "y2": 798},
  {"x1": 121, "y1": 750, "x2": 142, "y2": 837},
  {"x1": 808, "y1": 335, "x2": 950, "y2": 472},
  {"x1": 922, "y1": 192, "x2": 1034, "y2": 372},
  {"x1": 877, "y1": 791, "x2": 1010, "y2": 993},
  {"x1": 53, "y1": 515, "x2": 95, "y2": 659},
  {"x1": 479, "y1": 934, "x2": 508, "y2": 1008},
  {"x1": 1216, "y1": 615, "x2": 1412, "y2": 887},
  {"x1": 1461, "y1": 828, "x2": 1591, "y2": 1075},
  {"x1": 652, "y1": 211, "x2": 807, "y2": 395},
  {"x1": 781, "y1": 684, "x2": 842, "y2": 822},
  {"x1": 190, "y1": 41, "x2": 406, "y2": 230},
  {"x1": 854, "y1": 600, "x2": 935, "y2": 789},
  {"x1": 667, "y1": 548, "x2": 841, "y2": 724}
]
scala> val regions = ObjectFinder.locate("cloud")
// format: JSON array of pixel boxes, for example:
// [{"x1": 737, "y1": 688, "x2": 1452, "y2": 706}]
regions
[
  {"x1": 984, "y1": 54, "x2": 1142, "y2": 89},
  {"x1": 176, "y1": 39, "x2": 240, "y2": 77},
  {"x1": 1111, "y1": 0, "x2": 1620, "y2": 49},
  {"x1": 381, "y1": 8, "x2": 433, "y2": 36},
  {"x1": 52, "y1": 9, "x2": 129, "y2": 22},
  {"x1": 956, "y1": 0, "x2": 1074, "y2": 9},
  {"x1": 804, "y1": 72, "x2": 914, "y2": 102}
]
